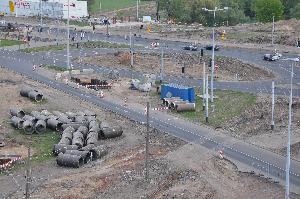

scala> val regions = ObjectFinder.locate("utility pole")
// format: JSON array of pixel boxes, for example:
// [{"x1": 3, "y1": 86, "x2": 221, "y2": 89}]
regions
[
  {"x1": 285, "y1": 64, "x2": 293, "y2": 199},
  {"x1": 272, "y1": 16, "x2": 275, "y2": 46},
  {"x1": 160, "y1": 43, "x2": 164, "y2": 83},
  {"x1": 145, "y1": 102, "x2": 150, "y2": 181},
  {"x1": 40, "y1": 0, "x2": 43, "y2": 29},
  {"x1": 136, "y1": 0, "x2": 139, "y2": 21},
  {"x1": 130, "y1": 25, "x2": 133, "y2": 67},
  {"x1": 67, "y1": 0, "x2": 70, "y2": 76},
  {"x1": 205, "y1": 74, "x2": 209, "y2": 123},
  {"x1": 271, "y1": 81, "x2": 275, "y2": 130},
  {"x1": 202, "y1": 7, "x2": 228, "y2": 110},
  {"x1": 25, "y1": 145, "x2": 31, "y2": 199},
  {"x1": 202, "y1": 62, "x2": 206, "y2": 111},
  {"x1": 99, "y1": 0, "x2": 102, "y2": 12}
]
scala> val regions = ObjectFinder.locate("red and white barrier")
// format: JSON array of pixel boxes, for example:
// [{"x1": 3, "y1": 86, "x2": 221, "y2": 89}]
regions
[
  {"x1": 124, "y1": 97, "x2": 127, "y2": 106},
  {"x1": 32, "y1": 64, "x2": 36, "y2": 71},
  {"x1": 0, "y1": 156, "x2": 22, "y2": 170},
  {"x1": 219, "y1": 149, "x2": 224, "y2": 159},
  {"x1": 99, "y1": 90, "x2": 104, "y2": 98},
  {"x1": 144, "y1": 106, "x2": 169, "y2": 115}
]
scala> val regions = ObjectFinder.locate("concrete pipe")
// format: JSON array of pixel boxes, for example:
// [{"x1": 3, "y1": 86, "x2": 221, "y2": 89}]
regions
[
  {"x1": 86, "y1": 116, "x2": 97, "y2": 123},
  {"x1": 89, "y1": 121, "x2": 100, "y2": 133},
  {"x1": 58, "y1": 116, "x2": 72, "y2": 124},
  {"x1": 10, "y1": 108, "x2": 25, "y2": 118},
  {"x1": 65, "y1": 112, "x2": 76, "y2": 121},
  {"x1": 31, "y1": 111, "x2": 48, "y2": 121},
  {"x1": 10, "y1": 116, "x2": 24, "y2": 129},
  {"x1": 75, "y1": 116, "x2": 88, "y2": 125},
  {"x1": 47, "y1": 115, "x2": 59, "y2": 121},
  {"x1": 76, "y1": 111, "x2": 85, "y2": 116},
  {"x1": 23, "y1": 115, "x2": 38, "y2": 123},
  {"x1": 175, "y1": 103, "x2": 196, "y2": 112},
  {"x1": 165, "y1": 98, "x2": 182, "y2": 107},
  {"x1": 56, "y1": 153, "x2": 84, "y2": 168},
  {"x1": 28, "y1": 90, "x2": 43, "y2": 102},
  {"x1": 86, "y1": 131, "x2": 98, "y2": 145},
  {"x1": 23, "y1": 120, "x2": 34, "y2": 134},
  {"x1": 99, "y1": 126, "x2": 123, "y2": 139},
  {"x1": 62, "y1": 123, "x2": 84, "y2": 131},
  {"x1": 170, "y1": 100, "x2": 186, "y2": 110},
  {"x1": 72, "y1": 137, "x2": 84, "y2": 148},
  {"x1": 100, "y1": 121, "x2": 110, "y2": 130},
  {"x1": 52, "y1": 111, "x2": 64, "y2": 117},
  {"x1": 80, "y1": 144, "x2": 95, "y2": 151},
  {"x1": 89, "y1": 145, "x2": 108, "y2": 160},
  {"x1": 41, "y1": 110, "x2": 52, "y2": 116},
  {"x1": 52, "y1": 144, "x2": 78, "y2": 155},
  {"x1": 163, "y1": 97, "x2": 180, "y2": 106},
  {"x1": 34, "y1": 120, "x2": 47, "y2": 133},
  {"x1": 58, "y1": 137, "x2": 72, "y2": 145},
  {"x1": 61, "y1": 126, "x2": 74, "y2": 140},
  {"x1": 64, "y1": 150, "x2": 90, "y2": 163},
  {"x1": 47, "y1": 119, "x2": 63, "y2": 132},
  {"x1": 77, "y1": 126, "x2": 88, "y2": 138},
  {"x1": 20, "y1": 87, "x2": 32, "y2": 97}
]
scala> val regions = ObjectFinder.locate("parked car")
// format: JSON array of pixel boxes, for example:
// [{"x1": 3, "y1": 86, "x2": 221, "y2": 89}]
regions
[
  {"x1": 183, "y1": 44, "x2": 198, "y2": 51},
  {"x1": 205, "y1": 45, "x2": 220, "y2": 51},
  {"x1": 263, "y1": 52, "x2": 282, "y2": 61}
]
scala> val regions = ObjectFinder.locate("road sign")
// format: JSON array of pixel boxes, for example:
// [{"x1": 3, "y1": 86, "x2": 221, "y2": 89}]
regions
[{"x1": 9, "y1": 1, "x2": 14, "y2": 12}]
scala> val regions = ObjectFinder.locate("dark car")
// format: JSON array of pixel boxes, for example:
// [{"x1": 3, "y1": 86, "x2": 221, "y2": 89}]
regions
[
  {"x1": 183, "y1": 45, "x2": 198, "y2": 51},
  {"x1": 205, "y1": 45, "x2": 220, "y2": 51}
]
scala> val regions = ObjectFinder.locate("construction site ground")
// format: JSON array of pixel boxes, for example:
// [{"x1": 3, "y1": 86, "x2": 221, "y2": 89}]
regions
[
  {"x1": 0, "y1": 67, "x2": 299, "y2": 198},
  {"x1": 76, "y1": 51, "x2": 275, "y2": 81}
]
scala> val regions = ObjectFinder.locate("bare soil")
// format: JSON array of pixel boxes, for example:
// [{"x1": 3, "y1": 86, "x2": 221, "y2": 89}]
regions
[
  {"x1": 76, "y1": 51, "x2": 275, "y2": 81},
  {"x1": 0, "y1": 67, "x2": 297, "y2": 198}
]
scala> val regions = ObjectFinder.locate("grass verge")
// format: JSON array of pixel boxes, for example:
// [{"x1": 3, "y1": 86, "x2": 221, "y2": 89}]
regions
[
  {"x1": 0, "y1": 39, "x2": 24, "y2": 47},
  {"x1": 77, "y1": 40, "x2": 132, "y2": 49},
  {"x1": 173, "y1": 89, "x2": 256, "y2": 128},
  {"x1": 40, "y1": 64, "x2": 67, "y2": 72},
  {"x1": 19, "y1": 44, "x2": 66, "y2": 53},
  {"x1": 89, "y1": 0, "x2": 148, "y2": 13}
]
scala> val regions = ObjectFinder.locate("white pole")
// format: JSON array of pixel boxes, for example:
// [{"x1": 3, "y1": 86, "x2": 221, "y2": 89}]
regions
[
  {"x1": 271, "y1": 81, "x2": 275, "y2": 130},
  {"x1": 130, "y1": 25, "x2": 133, "y2": 67},
  {"x1": 202, "y1": 62, "x2": 206, "y2": 111},
  {"x1": 272, "y1": 16, "x2": 275, "y2": 46},
  {"x1": 136, "y1": 0, "x2": 139, "y2": 21},
  {"x1": 40, "y1": 0, "x2": 43, "y2": 27},
  {"x1": 205, "y1": 74, "x2": 209, "y2": 123},
  {"x1": 160, "y1": 43, "x2": 164, "y2": 83},
  {"x1": 211, "y1": 9, "x2": 216, "y2": 110},
  {"x1": 99, "y1": 1, "x2": 102, "y2": 12},
  {"x1": 285, "y1": 63, "x2": 293, "y2": 199},
  {"x1": 67, "y1": 0, "x2": 70, "y2": 75}
]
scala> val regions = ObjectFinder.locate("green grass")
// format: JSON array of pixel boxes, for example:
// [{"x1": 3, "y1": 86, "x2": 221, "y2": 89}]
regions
[
  {"x1": 62, "y1": 19, "x2": 90, "y2": 27},
  {"x1": 88, "y1": 0, "x2": 150, "y2": 13},
  {"x1": 174, "y1": 89, "x2": 257, "y2": 127},
  {"x1": 0, "y1": 129, "x2": 60, "y2": 175},
  {"x1": 19, "y1": 44, "x2": 66, "y2": 53},
  {"x1": 40, "y1": 64, "x2": 67, "y2": 72},
  {"x1": 0, "y1": 39, "x2": 24, "y2": 47}
]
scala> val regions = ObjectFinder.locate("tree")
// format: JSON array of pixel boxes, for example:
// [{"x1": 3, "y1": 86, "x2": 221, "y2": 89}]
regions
[
  {"x1": 290, "y1": 2, "x2": 300, "y2": 19},
  {"x1": 254, "y1": 0, "x2": 284, "y2": 22}
]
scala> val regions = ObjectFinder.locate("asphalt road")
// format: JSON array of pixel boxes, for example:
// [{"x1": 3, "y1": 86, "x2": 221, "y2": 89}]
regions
[{"x1": 1, "y1": 49, "x2": 300, "y2": 190}]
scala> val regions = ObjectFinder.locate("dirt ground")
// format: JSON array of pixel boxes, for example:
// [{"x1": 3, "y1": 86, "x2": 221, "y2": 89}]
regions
[
  {"x1": 0, "y1": 67, "x2": 298, "y2": 198},
  {"x1": 76, "y1": 51, "x2": 275, "y2": 81}
]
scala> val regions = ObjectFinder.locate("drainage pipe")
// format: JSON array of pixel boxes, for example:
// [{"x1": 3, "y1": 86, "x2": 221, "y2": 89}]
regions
[
  {"x1": 99, "y1": 126, "x2": 123, "y2": 139},
  {"x1": 175, "y1": 103, "x2": 196, "y2": 112},
  {"x1": 23, "y1": 120, "x2": 34, "y2": 134},
  {"x1": 56, "y1": 153, "x2": 84, "y2": 168},
  {"x1": 53, "y1": 144, "x2": 78, "y2": 155},
  {"x1": 28, "y1": 90, "x2": 43, "y2": 102},
  {"x1": 10, "y1": 108, "x2": 25, "y2": 118},
  {"x1": 34, "y1": 120, "x2": 47, "y2": 133},
  {"x1": 10, "y1": 116, "x2": 24, "y2": 129},
  {"x1": 47, "y1": 119, "x2": 63, "y2": 131}
]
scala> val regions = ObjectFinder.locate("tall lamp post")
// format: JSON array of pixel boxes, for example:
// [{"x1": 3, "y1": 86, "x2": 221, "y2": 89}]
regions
[
  {"x1": 202, "y1": 7, "x2": 228, "y2": 109},
  {"x1": 281, "y1": 57, "x2": 299, "y2": 199}
]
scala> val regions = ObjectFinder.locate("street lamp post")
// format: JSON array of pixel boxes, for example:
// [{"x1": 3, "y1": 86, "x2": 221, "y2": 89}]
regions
[
  {"x1": 136, "y1": 0, "x2": 139, "y2": 21},
  {"x1": 40, "y1": 0, "x2": 43, "y2": 30},
  {"x1": 67, "y1": 0, "x2": 70, "y2": 75},
  {"x1": 281, "y1": 57, "x2": 299, "y2": 199},
  {"x1": 202, "y1": 7, "x2": 228, "y2": 109}
]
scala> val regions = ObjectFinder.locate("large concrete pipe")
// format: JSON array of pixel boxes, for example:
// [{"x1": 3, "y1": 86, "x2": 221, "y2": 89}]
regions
[
  {"x1": 58, "y1": 116, "x2": 72, "y2": 124},
  {"x1": 41, "y1": 110, "x2": 52, "y2": 116},
  {"x1": 86, "y1": 132, "x2": 98, "y2": 145},
  {"x1": 65, "y1": 112, "x2": 76, "y2": 121},
  {"x1": 89, "y1": 145, "x2": 108, "y2": 160},
  {"x1": 56, "y1": 153, "x2": 84, "y2": 168},
  {"x1": 10, "y1": 108, "x2": 25, "y2": 118},
  {"x1": 165, "y1": 98, "x2": 182, "y2": 107},
  {"x1": 99, "y1": 126, "x2": 123, "y2": 139},
  {"x1": 170, "y1": 100, "x2": 187, "y2": 110},
  {"x1": 99, "y1": 121, "x2": 110, "y2": 130},
  {"x1": 20, "y1": 87, "x2": 32, "y2": 97},
  {"x1": 47, "y1": 119, "x2": 63, "y2": 132},
  {"x1": 62, "y1": 123, "x2": 84, "y2": 131},
  {"x1": 34, "y1": 120, "x2": 47, "y2": 133},
  {"x1": 80, "y1": 144, "x2": 95, "y2": 151},
  {"x1": 89, "y1": 121, "x2": 100, "y2": 133},
  {"x1": 23, "y1": 120, "x2": 34, "y2": 134},
  {"x1": 47, "y1": 115, "x2": 59, "y2": 121},
  {"x1": 75, "y1": 116, "x2": 88, "y2": 125},
  {"x1": 58, "y1": 137, "x2": 72, "y2": 145},
  {"x1": 53, "y1": 144, "x2": 78, "y2": 156},
  {"x1": 31, "y1": 111, "x2": 48, "y2": 121},
  {"x1": 28, "y1": 90, "x2": 43, "y2": 102},
  {"x1": 72, "y1": 131, "x2": 84, "y2": 148},
  {"x1": 175, "y1": 103, "x2": 196, "y2": 112},
  {"x1": 61, "y1": 126, "x2": 74, "y2": 141},
  {"x1": 77, "y1": 126, "x2": 88, "y2": 138},
  {"x1": 76, "y1": 111, "x2": 85, "y2": 116},
  {"x1": 23, "y1": 115, "x2": 38, "y2": 123},
  {"x1": 52, "y1": 111, "x2": 64, "y2": 117},
  {"x1": 86, "y1": 116, "x2": 97, "y2": 123},
  {"x1": 10, "y1": 116, "x2": 24, "y2": 129},
  {"x1": 64, "y1": 150, "x2": 90, "y2": 163}
]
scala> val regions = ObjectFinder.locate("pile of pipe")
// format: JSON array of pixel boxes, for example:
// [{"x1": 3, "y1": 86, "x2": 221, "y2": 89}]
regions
[
  {"x1": 20, "y1": 87, "x2": 44, "y2": 102},
  {"x1": 162, "y1": 97, "x2": 196, "y2": 112},
  {"x1": 54, "y1": 120, "x2": 123, "y2": 168}
]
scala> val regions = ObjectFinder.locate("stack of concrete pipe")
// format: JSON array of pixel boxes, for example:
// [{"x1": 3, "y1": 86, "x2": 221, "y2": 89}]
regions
[{"x1": 20, "y1": 87, "x2": 44, "y2": 102}]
